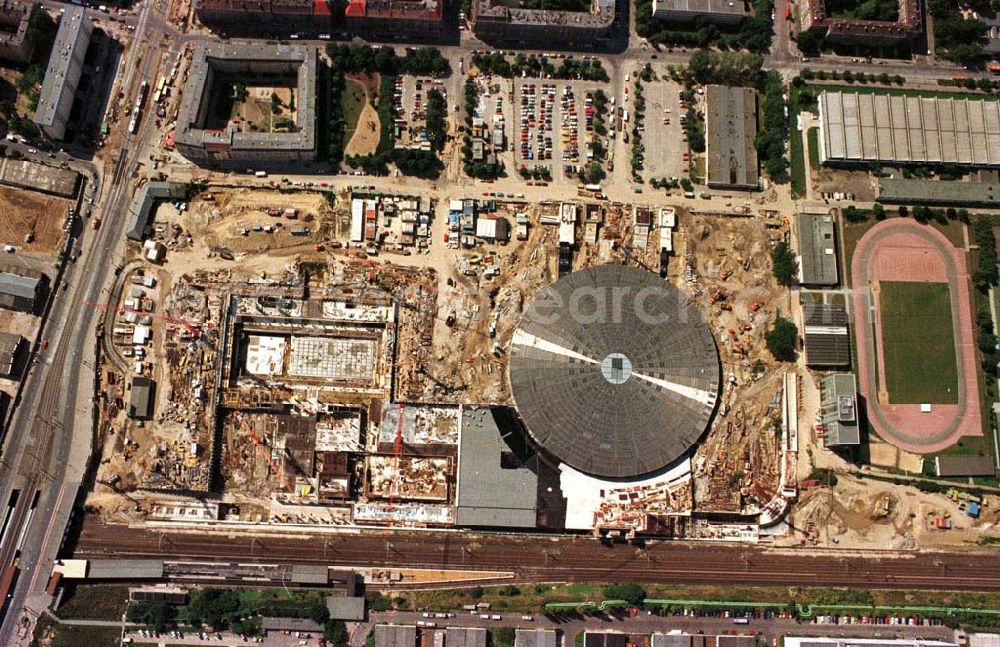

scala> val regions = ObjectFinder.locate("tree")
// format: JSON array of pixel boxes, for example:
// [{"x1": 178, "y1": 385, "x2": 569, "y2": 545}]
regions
[
  {"x1": 325, "y1": 620, "x2": 348, "y2": 646},
  {"x1": 603, "y1": 583, "x2": 646, "y2": 606},
  {"x1": 765, "y1": 315, "x2": 798, "y2": 361},
  {"x1": 270, "y1": 92, "x2": 281, "y2": 114},
  {"x1": 795, "y1": 30, "x2": 822, "y2": 56},
  {"x1": 771, "y1": 241, "x2": 797, "y2": 285}
]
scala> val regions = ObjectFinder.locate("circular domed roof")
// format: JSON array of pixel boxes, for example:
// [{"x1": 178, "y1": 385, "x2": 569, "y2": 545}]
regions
[{"x1": 508, "y1": 264, "x2": 720, "y2": 479}]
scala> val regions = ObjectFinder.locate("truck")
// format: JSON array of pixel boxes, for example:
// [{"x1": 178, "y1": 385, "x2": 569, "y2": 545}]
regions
[{"x1": 255, "y1": 170, "x2": 268, "y2": 178}]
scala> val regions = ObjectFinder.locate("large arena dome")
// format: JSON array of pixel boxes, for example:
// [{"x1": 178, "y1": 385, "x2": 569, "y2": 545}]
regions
[{"x1": 508, "y1": 265, "x2": 720, "y2": 479}]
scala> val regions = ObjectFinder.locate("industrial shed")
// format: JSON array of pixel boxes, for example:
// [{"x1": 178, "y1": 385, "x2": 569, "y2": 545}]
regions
[
  {"x1": 796, "y1": 213, "x2": 839, "y2": 287},
  {"x1": 706, "y1": 85, "x2": 759, "y2": 190},
  {"x1": 819, "y1": 373, "x2": 859, "y2": 447},
  {"x1": 0, "y1": 265, "x2": 43, "y2": 313},
  {"x1": 819, "y1": 91, "x2": 1000, "y2": 167},
  {"x1": 803, "y1": 304, "x2": 850, "y2": 368}
]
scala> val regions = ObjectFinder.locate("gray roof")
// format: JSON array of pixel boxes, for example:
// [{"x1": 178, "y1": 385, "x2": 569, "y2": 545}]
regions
[
  {"x1": 290, "y1": 563, "x2": 329, "y2": 584},
  {"x1": 128, "y1": 376, "x2": 154, "y2": 420},
  {"x1": 326, "y1": 595, "x2": 365, "y2": 621},
  {"x1": 516, "y1": 630, "x2": 558, "y2": 647},
  {"x1": 820, "y1": 373, "x2": 859, "y2": 446},
  {"x1": 706, "y1": 85, "x2": 758, "y2": 189},
  {"x1": 509, "y1": 264, "x2": 720, "y2": 479},
  {"x1": 878, "y1": 177, "x2": 1000, "y2": 206},
  {"x1": 473, "y1": 0, "x2": 615, "y2": 29},
  {"x1": 456, "y1": 407, "x2": 538, "y2": 528},
  {"x1": 819, "y1": 91, "x2": 1000, "y2": 167},
  {"x1": 375, "y1": 625, "x2": 417, "y2": 647},
  {"x1": 447, "y1": 627, "x2": 487, "y2": 647},
  {"x1": 653, "y1": 636, "x2": 692, "y2": 647},
  {"x1": 585, "y1": 634, "x2": 628, "y2": 647},
  {"x1": 717, "y1": 638, "x2": 755, "y2": 647},
  {"x1": 86, "y1": 559, "x2": 164, "y2": 579},
  {"x1": 34, "y1": 7, "x2": 91, "y2": 129},
  {"x1": 262, "y1": 617, "x2": 323, "y2": 632},
  {"x1": 652, "y1": 0, "x2": 749, "y2": 16},
  {"x1": 175, "y1": 42, "x2": 317, "y2": 157},
  {"x1": 126, "y1": 182, "x2": 187, "y2": 241},
  {"x1": 935, "y1": 455, "x2": 997, "y2": 477},
  {"x1": 803, "y1": 304, "x2": 850, "y2": 367},
  {"x1": 0, "y1": 264, "x2": 41, "y2": 303},
  {"x1": 796, "y1": 212, "x2": 839, "y2": 286},
  {"x1": 0, "y1": 158, "x2": 80, "y2": 198}
]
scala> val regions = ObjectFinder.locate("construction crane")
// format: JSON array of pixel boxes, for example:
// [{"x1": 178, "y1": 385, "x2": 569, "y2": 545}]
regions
[
  {"x1": 231, "y1": 411, "x2": 281, "y2": 478},
  {"x1": 388, "y1": 403, "x2": 406, "y2": 516},
  {"x1": 85, "y1": 300, "x2": 217, "y2": 351}
]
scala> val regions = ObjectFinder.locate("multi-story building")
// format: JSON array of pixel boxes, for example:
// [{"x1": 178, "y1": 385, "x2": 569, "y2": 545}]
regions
[
  {"x1": 33, "y1": 6, "x2": 92, "y2": 140},
  {"x1": 471, "y1": 0, "x2": 615, "y2": 44},
  {"x1": 174, "y1": 43, "x2": 317, "y2": 166},
  {"x1": 800, "y1": 0, "x2": 922, "y2": 47},
  {"x1": 650, "y1": 0, "x2": 748, "y2": 26},
  {"x1": 0, "y1": 0, "x2": 36, "y2": 64},
  {"x1": 194, "y1": 0, "x2": 444, "y2": 39}
]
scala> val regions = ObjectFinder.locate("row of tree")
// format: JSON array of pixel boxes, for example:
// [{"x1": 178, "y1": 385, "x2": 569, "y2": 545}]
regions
[
  {"x1": 325, "y1": 44, "x2": 450, "y2": 77},
  {"x1": 470, "y1": 52, "x2": 609, "y2": 82},
  {"x1": 635, "y1": 0, "x2": 773, "y2": 53}
]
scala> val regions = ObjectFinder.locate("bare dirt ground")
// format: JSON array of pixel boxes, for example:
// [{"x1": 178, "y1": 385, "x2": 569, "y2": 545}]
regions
[
  {"x1": 0, "y1": 186, "x2": 72, "y2": 256},
  {"x1": 235, "y1": 86, "x2": 296, "y2": 133},
  {"x1": 345, "y1": 74, "x2": 380, "y2": 157},
  {"x1": 812, "y1": 167, "x2": 877, "y2": 201}
]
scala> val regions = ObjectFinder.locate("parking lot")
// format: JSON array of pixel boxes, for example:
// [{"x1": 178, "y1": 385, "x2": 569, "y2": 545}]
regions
[
  {"x1": 396, "y1": 76, "x2": 449, "y2": 149},
  {"x1": 512, "y1": 79, "x2": 606, "y2": 186},
  {"x1": 636, "y1": 81, "x2": 690, "y2": 185}
]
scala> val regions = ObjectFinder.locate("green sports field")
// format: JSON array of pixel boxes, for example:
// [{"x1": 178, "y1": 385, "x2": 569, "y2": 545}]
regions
[{"x1": 878, "y1": 281, "x2": 958, "y2": 404}]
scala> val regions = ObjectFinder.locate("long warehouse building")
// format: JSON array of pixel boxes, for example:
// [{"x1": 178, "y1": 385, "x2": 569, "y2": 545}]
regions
[{"x1": 818, "y1": 90, "x2": 1000, "y2": 167}]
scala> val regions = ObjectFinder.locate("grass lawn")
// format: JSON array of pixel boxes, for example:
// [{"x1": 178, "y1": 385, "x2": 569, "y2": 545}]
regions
[
  {"x1": 56, "y1": 584, "x2": 128, "y2": 621},
  {"x1": 31, "y1": 616, "x2": 121, "y2": 647},
  {"x1": 342, "y1": 78, "x2": 368, "y2": 142},
  {"x1": 399, "y1": 582, "x2": 1000, "y2": 614},
  {"x1": 807, "y1": 127, "x2": 820, "y2": 170},
  {"x1": 931, "y1": 219, "x2": 966, "y2": 249},
  {"x1": 879, "y1": 281, "x2": 958, "y2": 404}
]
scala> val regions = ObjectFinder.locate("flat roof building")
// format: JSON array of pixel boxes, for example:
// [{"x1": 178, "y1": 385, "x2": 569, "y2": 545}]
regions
[
  {"x1": 0, "y1": 0, "x2": 36, "y2": 64},
  {"x1": 448, "y1": 627, "x2": 487, "y2": 647},
  {"x1": 456, "y1": 407, "x2": 538, "y2": 528},
  {"x1": 471, "y1": 0, "x2": 615, "y2": 44},
  {"x1": 935, "y1": 455, "x2": 997, "y2": 477},
  {"x1": 326, "y1": 595, "x2": 366, "y2": 621},
  {"x1": 800, "y1": 0, "x2": 922, "y2": 46},
  {"x1": 516, "y1": 629, "x2": 558, "y2": 647},
  {"x1": 0, "y1": 158, "x2": 80, "y2": 198},
  {"x1": 0, "y1": 264, "x2": 43, "y2": 313},
  {"x1": 0, "y1": 333, "x2": 21, "y2": 379},
  {"x1": 878, "y1": 177, "x2": 1000, "y2": 207},
  {"x1": 819, "y1": 91, "x2": 1000, "y2": 167},
  {"x1": 796, "y1": 212, "x2": 838, "y2": 287},
  {"x1": 195, "y1": 0, "x2": 443, "y2": 39},
  {"x1": 127, "y1": 182, "x2": 188, "y2": 241},
  {"x1": 705, "y1": 85, "x2": 758, "y2": 190},
  {"x1": 803, "y1": 304, "x2": 850, "y2": 368},
  {"x1": 128, "y1": 376, "x2": 155, "y2": 420},
  {"x1": 819, "y1": 373, "x2": 859, "y2": 447},
  {"x1": 175, "y1": 43, "x2": 317, "y2": 166},
  {"x1": 34, "y1": 6, "x2": 92, "y2": 140},
  {"x1": 375, "y1": 625, "x2": 418, "y2": 647},
  {"x1": 785, "y1": 638, "x2": 954, "y2": 647},
  {"x1": 651, "y1": 0, "x2": 749, "y2": 25},
  {"x1": 584, "y1": 633, "x2": 628, "y2": 647}
]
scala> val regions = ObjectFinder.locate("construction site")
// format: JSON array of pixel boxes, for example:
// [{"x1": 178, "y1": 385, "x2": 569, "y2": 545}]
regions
[{"x1": 84, "y1": 180, "x2": 826, "y2": 540}]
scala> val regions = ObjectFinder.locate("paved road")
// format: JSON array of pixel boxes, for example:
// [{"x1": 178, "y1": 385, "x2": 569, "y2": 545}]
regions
[
  {"x1": 71, "y1": 520, "x2": 1000, "y2": 591},
  {"x1": 0, "y1": 0, "x2": 173, "y2": 644}
]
